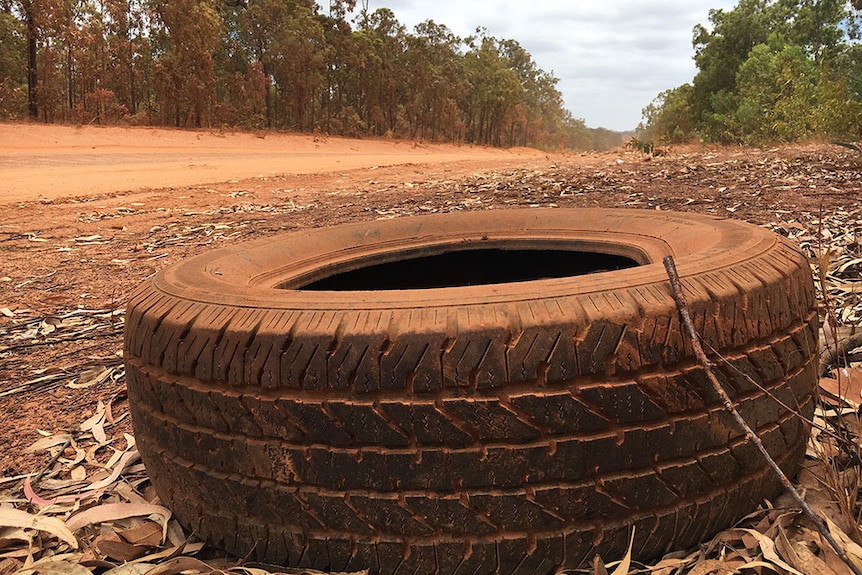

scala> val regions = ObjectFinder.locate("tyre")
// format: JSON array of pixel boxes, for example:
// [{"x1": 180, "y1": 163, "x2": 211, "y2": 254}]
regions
[{"x1": 124, "y1": 208, "x2": 818, "y2": 574}]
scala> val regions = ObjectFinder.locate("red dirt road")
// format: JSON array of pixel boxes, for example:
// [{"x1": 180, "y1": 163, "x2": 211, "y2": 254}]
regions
[{"x1": 0, "y1": 123, "x2": 545, "y2": 202}]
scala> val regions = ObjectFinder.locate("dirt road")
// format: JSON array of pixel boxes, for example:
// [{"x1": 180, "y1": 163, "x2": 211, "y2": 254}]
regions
[{"x1": 0, "y1": 123, "x2": 544, "y2": 202}]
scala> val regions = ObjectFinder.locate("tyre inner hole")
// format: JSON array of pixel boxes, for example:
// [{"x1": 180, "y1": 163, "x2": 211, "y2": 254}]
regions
[{"x1": 300, "y1": 249, "x2": 640, "y2": 291}]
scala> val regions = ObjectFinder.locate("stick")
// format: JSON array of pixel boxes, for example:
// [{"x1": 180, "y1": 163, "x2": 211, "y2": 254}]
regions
[
  {"x1": 663, "y1": 255, "x2": 862, "y2": 575},
  {"x1": 30, "y1": 436, "x2": 72, "y2": 487},
  {"x1": 820, "y1": 332, "x2": 862, "y2": 375}
]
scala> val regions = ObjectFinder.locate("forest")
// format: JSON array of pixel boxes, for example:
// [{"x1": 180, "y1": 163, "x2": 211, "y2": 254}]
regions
[
  {"x1": 640, "y1": 0, "x2": 862, "y2": 145},
  {"x1": 0, "y1": 0, "x2": 624, "y2": 150},
  {"x1": 4, "y1": 0, "x2": 859, "y2": 150}
]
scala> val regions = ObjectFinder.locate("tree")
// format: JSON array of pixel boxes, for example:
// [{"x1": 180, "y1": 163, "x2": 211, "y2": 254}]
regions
[
  {"x1": 403, "y1": 20, "x2": 464, "y2": 140},
  {"x1": 646, "y1": 0, "x2": 862, "y2": 143},
  {"x1": 463, "y1": 35, "x2": 523, "y2": 146},
  {"x1": 0, "y1": 7, "x2": 26, "y2": 117},
  {"x1": 152, "y1": 0, "x2": 221, "y2": 127},
  {"x1": 352, "y1": 8, "x2": 407, "y2": 136},
  {"x1": 735, "y1": 33, "x2": 816, "y2": 142},
  {"x1": 20, "y1": 0, "x2": 36, "y2": 117},
  {"x1": 0, "y1": 0, "x2": 578, "y2": 148},
  {"x1": 639, "y1": 84, "x2": 694, "y2": 143},
  {"x1": 690, "y1": 0, "x2": 774, "y2": 140}
]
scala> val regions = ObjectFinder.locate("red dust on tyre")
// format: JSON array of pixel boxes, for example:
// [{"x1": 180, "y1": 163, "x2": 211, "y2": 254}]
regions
[{"x1": 124, "y1": 208, "x2": 819, "y2": 574}]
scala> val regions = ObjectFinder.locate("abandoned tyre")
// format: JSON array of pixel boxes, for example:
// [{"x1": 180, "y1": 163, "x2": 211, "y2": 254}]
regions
[{"x1": 124, "y1": 208, "x2": 818, "y2": 574}]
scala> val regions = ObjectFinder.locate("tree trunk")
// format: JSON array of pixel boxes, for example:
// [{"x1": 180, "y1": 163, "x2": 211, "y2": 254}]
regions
[{"x1": 24, "y1": 0, "x2": 38, "y2": 119}]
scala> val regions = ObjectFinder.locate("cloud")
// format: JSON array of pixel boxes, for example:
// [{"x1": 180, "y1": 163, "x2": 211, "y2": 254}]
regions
[{"x1": 349, "y1": 0, "x2": 738, "y2": 131}]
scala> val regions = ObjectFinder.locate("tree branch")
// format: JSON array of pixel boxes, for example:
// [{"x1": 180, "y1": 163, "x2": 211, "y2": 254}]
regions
[
  {"x1": 820, "y1": 332, "x2": 862, "y2": 375},
  {"x1": 663, "y1": 255, "x2": 862, "y2": 575}
]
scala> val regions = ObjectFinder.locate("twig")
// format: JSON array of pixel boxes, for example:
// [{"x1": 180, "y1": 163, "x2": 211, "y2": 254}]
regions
[
  {"x1": 0, "y1": 472, "x2": 38, "y2": 486},
  {"x1": 30, "y1": 436, "x2": 72, "y2": 487},
  {"x1": 663, "y1": 255, "x2": 862, "y2": 575},
  {"x1": 0, "y1": 329, "x2": 124, "y2": 353},
  {"x1": 820, "y1": 332, "x2": 862, "y2": 375}
]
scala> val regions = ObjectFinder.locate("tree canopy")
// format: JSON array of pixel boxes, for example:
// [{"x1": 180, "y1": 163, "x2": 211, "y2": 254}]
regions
[
  {"x1": 0, "y1": 0, "x2": 617, "y2": 149},
  {"x1": 640, "y1": 0, "x2": 862, "y2": 144}
]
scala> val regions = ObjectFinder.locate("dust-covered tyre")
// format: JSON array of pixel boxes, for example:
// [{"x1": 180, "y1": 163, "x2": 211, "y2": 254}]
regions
[{"x1": 124, "y1": 208, "x2": 818, "y2": 574}]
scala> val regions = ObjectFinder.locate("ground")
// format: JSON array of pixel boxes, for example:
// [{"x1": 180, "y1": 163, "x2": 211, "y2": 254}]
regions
[{"x1": 1, "y1": 123, "x2": 861, "y2": 573}]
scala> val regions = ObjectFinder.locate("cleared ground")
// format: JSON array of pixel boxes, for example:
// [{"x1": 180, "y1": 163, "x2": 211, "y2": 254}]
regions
[
  {"x1": 0, "y1": 123, "x2": 545, "y2": 202},
  {"x1": 0, "y1": 123, "x2": 860, "y2": 574}
]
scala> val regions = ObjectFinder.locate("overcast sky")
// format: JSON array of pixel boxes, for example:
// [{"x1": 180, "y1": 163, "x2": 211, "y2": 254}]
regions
[{"x1": 341, "y1": 1, "x2": 739, "y2": 131}]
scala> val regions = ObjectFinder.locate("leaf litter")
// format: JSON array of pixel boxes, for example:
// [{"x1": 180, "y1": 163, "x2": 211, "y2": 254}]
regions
[{"x1": 1, "y1": 143, "x2": 862, "y2": 574}]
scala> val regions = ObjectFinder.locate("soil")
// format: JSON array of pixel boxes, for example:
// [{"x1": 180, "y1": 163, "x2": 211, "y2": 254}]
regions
[{"x1": 1, "y1": 123, "x2": 860, "y2": 479}]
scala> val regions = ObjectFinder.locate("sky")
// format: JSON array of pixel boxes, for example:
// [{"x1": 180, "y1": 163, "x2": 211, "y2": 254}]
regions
[{"x1": 340, "y1": 0, "x2": 739, "y2": 131}]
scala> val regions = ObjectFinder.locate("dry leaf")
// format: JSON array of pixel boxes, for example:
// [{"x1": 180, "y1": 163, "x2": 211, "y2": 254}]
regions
[
  {"x1": 79, "y1": 404, "x2": 106, "y2": 432},
  {"x1": 23, "y1": 476, "x2": 102, "y2": 507},
  {"x1": 0, "y1": 558, "x2": 24, "y2": 575},
  {"x1": 102, "y1": 564, "x2": 154, "y2": 575},
  {"x1": 140, "y1": 556, "x2": 213, "y2": 575},
  {"x1": 734, "y1": 528, "x2": 805, "y2": 575},
  {"x1": 820, "y1": 369, "x2": 862, "y2": 408},
  {"x1": 0, "y1": 509, "x2": 78, "y2": 549},
  {"x1": 83, "y1": 449, "x2": 140, "y2": 491},
  {"x1": 91, "y1": 420, "x2": 107, "y2": 445},
  {"x1": 15, "y1": 556, "x2": 90, "y2": 575},
  {"x1": 66, "y1": 503, "x2": 171, "y2": 542},
  {"x1": 70, "y1": 368, "x2": 113, "y2": 390},
  {"x1": 686, "y1": 559, "x2": 736, "y2": 575},
  {"x1": 609, "y1": 527, "x2": 635, "y2": 575},
  {"x1": 0, "y1": 527, "x2": 30, "y2": 547},
  {"x1": 789, "y1": 538, "x2": 840, "y2": 575},
  {"x1": 26, "y1": 435, "x2": 72, "y2": 453},
  {"x1": 118, "y1": 522, "x2": 163, "y2": 547},
  {"x1": 822, "y1": 516, "x2": 862, "y2": 571},
  {"x1": 128, "y1": 542, "x2": 205, "y2": 565},
  {"x1": 591, "y1": 555, "x2": 608, "y2": 575},
  {"x1": 647, "y1": 557, "x2": 688, "y2": 575},
  {"x1": 94, "y1": 533, "x2": 149, "y2": 562}
]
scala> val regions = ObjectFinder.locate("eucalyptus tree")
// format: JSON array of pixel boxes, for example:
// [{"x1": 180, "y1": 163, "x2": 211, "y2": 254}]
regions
[
  {"x1": 0, "y1": 3, "x2": 26, "y2": 117},
  {"x1": 643, "y1": 0, "x2": 862, "y2": 143}
]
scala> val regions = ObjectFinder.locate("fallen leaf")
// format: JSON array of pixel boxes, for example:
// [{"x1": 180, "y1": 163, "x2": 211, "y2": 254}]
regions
[
  {"x1": 101, "y1": 564, "x2": 154, "y2": 575},
  {"x1": 83, "y1": 449, "x2": 140, "y2": 491},
  {"x1": 0, "y1": 508, "x2": 78, "y2": 549},
  {"x1": 0, "y1": 527, "x2": 30, "y2": 547},
  {"x1": 15, "y1": 556, "x2": 90, "y2": 575},
  {"x1": 820, "y1": 368, "x2": 862, "y2": 408},
  {"x1": 609, "y1": 527, "x2": 635, "y2": 575},
  {"x1": 140, "y1": 556, "x2": 212, "y2": 575},
  {"x1": 591, "y1": 555, "x2": 609, "y2": 575},
  {"x1": 0, "y1": 558, "x2": 24, "y2": 575},
  {"x1": 118, "y1": 522, "x2": 163, "y2": 547},
  {"x1": 730, "y1": 528, "x2": 805, "y2": 575},
  {"x1": 79, "y1": 408, "x2": 105, "y2": 433},
  {"x1": 94, "y1": 533, "x2": 149, "y2": 562},
  {"x1": 26, "y1": 434, "x2": 72, "y2": 453},
  {"x1": 647, "y1": 557, "x2": 689, "y2": 575},
  {"x1": 822, "y1": 515, "x2": 862, "y2": 571},
  {"x1": 66, "y1": 503, "x2": 171, "y2": 542},
  {"x1": 686, "y1": 559, "x2": 737, "y2": 575},
  {"x1": 127, "y1": 542, "x2": 205, "y2": 565},
  {"x1": 70, "y1": 367, "x2": 113, "y2": 390}
]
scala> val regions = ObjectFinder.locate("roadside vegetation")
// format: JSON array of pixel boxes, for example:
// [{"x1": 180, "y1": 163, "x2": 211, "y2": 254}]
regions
[
  {"x1": 640, "y1": 0, "x2": 862, "y2": 146},
  {"x1": 0, "y1": 0, "x2": 621, "y2": 149}
]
